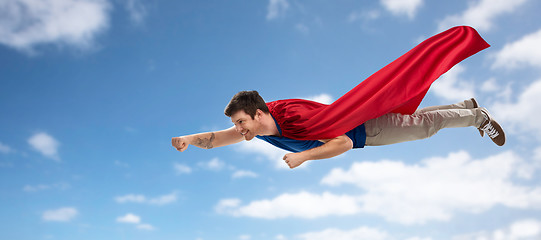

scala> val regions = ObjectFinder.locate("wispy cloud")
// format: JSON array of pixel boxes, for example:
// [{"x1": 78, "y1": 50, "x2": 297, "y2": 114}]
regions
[
  {"x1": 116, "y1": 213, "x2": 141, "y2": 223},
  {"x1": 297, "y1": 226, "x2": 390, "y2": 240},
  {"x1": 0, "y1": 0, "x2": 111, "y2": 54},
  {"x1": 174, "y1": 163, "x2": 192, "y2": 175},
  {"x1": 23, "y1": 182, "x2": 70, "y2": 192},
  {"x1": 115, "y1": 191, "x2": 178, "y2": 205},
  {"x1": 236, "y1": 138, "x2": 290, "y2": 169},
  {"x1": 430, "y1": 64, "x2": 475, "y2": 102},
  {"x1": 295, "y1": 23, "x2": 309, "y2": 34},
  {"x1": 28, "y1": 132, "x2": 60, "y2": 161},
  {"x1": 380, "y1": 0, "x2": 423, "y2": 19},
  {"x1": 492, "y1": 79, "x2": 541, "y2": 138},
  {"x1": 198, "y1": 157, "x2": 226, "y2": 171},
  {"x1": 438, "y1": 0, "x2": 529, "y2": 32},
  {"x1": 232, "y1": 170, "x2": 258, "y2": 179},
  {"x1": 122, "y1": 0, "x2": 147, "y2": 25},
  {"x1": 116, "y1": 213, "x2": 156, "y2": 230},
  {"x1": 492, "y1": 28, "x2": 541, "y2": 70},
  {"x1": 136, "y1": 223, "x2": 155, "y2": 231},
  {"x1": 266, "y1": 0, "x2": 289, "y2": 21},
  {"x1": 0, "y1": 142, "x2": 12, "y2": 154},
  {"x1": 454, "y1": 218, "x2": 541, "y2": 240},
  {"x1": 42, "y1": 207, "x2": 78, "y2": 222},
  {"x1": 348, "y1": 10, "x2": 381, "y2": 22}
]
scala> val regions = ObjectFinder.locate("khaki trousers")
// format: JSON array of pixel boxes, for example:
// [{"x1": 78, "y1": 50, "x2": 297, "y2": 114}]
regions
[{"x1": 364, "y1": 101, "x2": 485, "y2": 146}]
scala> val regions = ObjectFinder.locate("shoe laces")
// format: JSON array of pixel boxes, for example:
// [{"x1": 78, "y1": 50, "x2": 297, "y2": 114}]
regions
[{"x1": 480, "y1": 121, "x2": 499, "y2": 138}]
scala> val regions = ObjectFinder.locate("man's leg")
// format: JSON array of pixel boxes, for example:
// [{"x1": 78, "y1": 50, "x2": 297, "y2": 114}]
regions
[
  {"x1": 414, "y1": 98, "x2": 478, "y2": 113},
  {"x1": 364, "y1": 108, "x2": 485, "y2": 146}
]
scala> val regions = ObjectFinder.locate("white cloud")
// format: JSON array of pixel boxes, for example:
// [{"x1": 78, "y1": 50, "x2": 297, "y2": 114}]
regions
[
  {"x1": 174, "y1": 163, "x2": 192, "y2": 175},
  {"x1": 116, "y1": 213, "x2": 155, "y2": 230},
  {"x1": 148, "y1": 192, "x2": 177, "y2": 205},
  {"x1": 266, "y1": 0, "x2": 289, "y2": 21},
  {"x1": 491, "y1": 79, "x2": 541, "y2": 138},
  {"x1": 220, "y1": 150, "x2": 541, "y2": 224},
  {"x1": 322, "y1": 150, "x2": 541, "y2": 224},
  {"x1": 480, "y1": 78, "x2": 499, "y2": 92},
  {"x1": 438, "y1": 0, "x2": 528, "y2": 32},
  {"x1": 115, "y1": 192, "x2": 177, "y2": 205},
  {"x1": 42, "y1": 207, "x2": 78, "y2": 222},
  {"x1": 452, "y1": 218, "x2": 541, "y2": 240},
  {"x1": 215, "y1": 191, "x2": 361, "y2": 219},
  {"x1": 380, "y1": 0, "x2": 423, "y2": 19},
  {"x1": 215, "y1": 198, "x2": 242, "y2": 213},
  {"x1": 303, "y1": 93, "x2": 334, "y2": 105},
  {"x1": 232, "y1": 170, "x2": 258, "y2": 179},
  {"x1": 431, "y1": 65, "x2": 475, "y2": 102},
  {"x1": 492, "y1": 28, "x2": 541, "y2": 70},
  {"x1": 0, "y1": 0, "x2": 111, "y2": 54},
  {"x1": 117, "y1": 213, "x2": 141, "y2": 224},
  {"x1": 0, "y1": 142, "x2": 12, "y2": 153},
  {"x1": 136, "y1": 223, "x2": 155, "y2": 231},
  {"x1": 28, "y1": 132, "x2": 60, "y2": 161},
  {"x1": 297, "y1": 226, "x2": 390, "y2": 240},
  {"x1": 199, "y1": 157, "x2": 226, "y2": 171},
  {"x1": 115, "y1": 194, "x2": 146, "y2": 203}
]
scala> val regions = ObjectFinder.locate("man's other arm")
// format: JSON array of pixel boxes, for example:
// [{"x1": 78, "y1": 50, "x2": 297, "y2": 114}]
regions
[{"x1": 283, "y1": 134, "x2": 353, "y2": 169}]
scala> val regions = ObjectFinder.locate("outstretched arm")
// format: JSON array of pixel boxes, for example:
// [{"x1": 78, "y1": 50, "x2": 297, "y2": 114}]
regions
[
  {"x1": 172, "y1": 126, "x2": 244, "y2": 152},
  {"x1": 283, "y1": 134, "x2": 353, "y2": 169}
]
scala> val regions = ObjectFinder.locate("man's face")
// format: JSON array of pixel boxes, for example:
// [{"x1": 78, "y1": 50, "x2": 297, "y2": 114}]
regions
[{"x1": 231, "y1": 110, "x2": 261, "y2": 141}]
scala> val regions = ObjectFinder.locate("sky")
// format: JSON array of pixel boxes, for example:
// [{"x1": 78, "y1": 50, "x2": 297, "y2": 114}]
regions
[{"x1": 1, "y1": 0, "x2": 541, "y2": 239}]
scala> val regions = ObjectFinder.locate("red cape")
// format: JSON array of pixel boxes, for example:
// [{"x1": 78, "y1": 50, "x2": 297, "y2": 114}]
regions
[{"x1": 267, "y1": 26, "x2": 490, "y2": 140}]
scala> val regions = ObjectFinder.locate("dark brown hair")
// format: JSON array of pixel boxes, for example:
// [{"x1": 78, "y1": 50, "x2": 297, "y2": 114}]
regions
[{"x1": 224, "y1": 90, "x2": 269, "y2": 118}]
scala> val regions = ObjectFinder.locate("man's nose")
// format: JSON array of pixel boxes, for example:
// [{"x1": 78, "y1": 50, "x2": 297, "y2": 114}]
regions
[{"x1": 235, "y1": 125, "x2": 243, "y2": 133}]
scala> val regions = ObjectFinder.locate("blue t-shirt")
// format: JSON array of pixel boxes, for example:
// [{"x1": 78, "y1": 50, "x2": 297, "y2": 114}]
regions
[{"x1": 256, "y1": 117, "x2": 366, "y2": 153}]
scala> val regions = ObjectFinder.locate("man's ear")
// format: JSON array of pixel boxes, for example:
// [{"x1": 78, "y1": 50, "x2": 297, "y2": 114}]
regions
[{"x1": 255, "y1": 109, "x2": 264, "y2": 120}]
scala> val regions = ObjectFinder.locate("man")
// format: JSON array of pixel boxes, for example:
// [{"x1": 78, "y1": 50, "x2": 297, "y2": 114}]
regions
[
  {"x1": 171, "y1": 26, "x2": 505, "y2": 169},
  {"x1": 172, "y1": 91, "x2": 504, "y2": 169}
]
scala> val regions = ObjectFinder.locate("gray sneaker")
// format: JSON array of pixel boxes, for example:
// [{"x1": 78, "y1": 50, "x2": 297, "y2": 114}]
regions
[{"x1": 478, "y1": 108, "x2": 506, "y2": 146}]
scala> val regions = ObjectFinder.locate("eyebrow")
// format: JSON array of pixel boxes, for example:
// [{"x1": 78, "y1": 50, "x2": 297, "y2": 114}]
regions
[{"x1": 232, "y1": 118, "x2": 243, "y2": 123}]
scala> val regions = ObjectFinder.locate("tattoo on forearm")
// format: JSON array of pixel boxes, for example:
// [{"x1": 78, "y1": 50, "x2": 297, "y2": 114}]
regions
[{"x1": 194, "y1": 132, "x2": 215, "y2": 149}]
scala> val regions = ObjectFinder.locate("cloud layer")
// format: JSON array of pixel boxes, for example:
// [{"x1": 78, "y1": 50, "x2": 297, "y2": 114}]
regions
[{"x1": 217, "y1": 150, "x2": 541, "y2": 225}]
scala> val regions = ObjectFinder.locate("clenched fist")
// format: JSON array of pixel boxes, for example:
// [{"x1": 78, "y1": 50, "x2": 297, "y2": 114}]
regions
[
  {"x1": 172, "y1": 137, "x2": 189, "y2": 152},
  {"x1": 283, "y1": 152, "x2": 307, "y2": 169}
]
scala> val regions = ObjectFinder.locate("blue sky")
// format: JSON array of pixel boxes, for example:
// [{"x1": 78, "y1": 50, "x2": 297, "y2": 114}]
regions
[{"x1": 1, "y1": 0, "x2": 541, "y2": 239}]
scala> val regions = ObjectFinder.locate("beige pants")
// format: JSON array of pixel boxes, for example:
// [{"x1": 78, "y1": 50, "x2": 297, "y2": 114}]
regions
[{"x1": 364, "y1": 101, "x2": 485, "y2": 146}]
